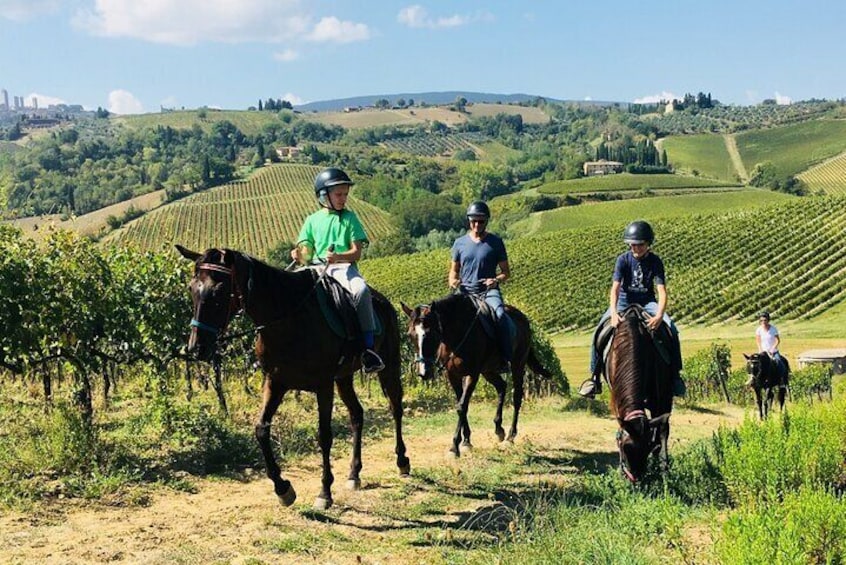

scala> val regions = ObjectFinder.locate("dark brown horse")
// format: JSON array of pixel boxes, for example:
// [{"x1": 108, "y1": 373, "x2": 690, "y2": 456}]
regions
[
  {"x1": 607, "y1": 305, "x2": 673, "y2": 482},
  {"x1": 177, "y1": 246, "x2": 409, "y2": 510},
  {"x1": 744, "y1": 352, "x2": 789, "y2": 420},
  {"x1": 401, "y1": 293, "x2": 551, "y2": 457}
]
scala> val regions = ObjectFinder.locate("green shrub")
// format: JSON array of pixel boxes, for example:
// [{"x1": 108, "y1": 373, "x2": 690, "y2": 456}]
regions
[
  {"x1": 790, "y1": 364, "x2": 833, "y2": 401},
  {"x1": 716, "y1": 487, "x2": 846, "y2": 564},
  {"x1": 681, "y1": 342, "x2": 732, "y2": 403},
  {"x1": 716, "y1": 402, "x2": 846, "y2": 507}
]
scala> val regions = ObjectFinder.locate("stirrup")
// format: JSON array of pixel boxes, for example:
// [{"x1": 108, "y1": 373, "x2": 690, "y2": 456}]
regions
[
  {"x1": 362, "y1": 349, "x2": 385, "y2": 374},
  {"x1": 578, "y1": 378, "x2": 601, "y2": 398}
]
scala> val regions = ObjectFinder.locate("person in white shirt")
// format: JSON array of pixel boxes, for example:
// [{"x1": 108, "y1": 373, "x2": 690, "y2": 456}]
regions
[{"x1": 747, "y1": 311, "x2": 785, "y2": 386}]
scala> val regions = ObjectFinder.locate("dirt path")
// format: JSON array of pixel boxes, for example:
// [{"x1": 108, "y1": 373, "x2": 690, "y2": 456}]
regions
[
  {"x1": 723, "y1": 134, "x2": 748, "y2": 183},
  {"x1": 0, "y1": 401, "x2": 745, "y2": 564}
]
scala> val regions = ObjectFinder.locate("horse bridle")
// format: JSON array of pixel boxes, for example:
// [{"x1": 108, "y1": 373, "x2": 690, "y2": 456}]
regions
[
  {"x1": 413, "y1": 305, "x2": 444, "y2": 371},
  {"x1": 189, "y1": 261, "x2": 244, "y2": 339}
]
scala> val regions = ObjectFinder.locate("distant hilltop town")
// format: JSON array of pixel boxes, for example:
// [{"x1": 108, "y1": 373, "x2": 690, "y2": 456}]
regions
[{"x1": 0, "y1": 87, "x2": 93, "y2": 127}]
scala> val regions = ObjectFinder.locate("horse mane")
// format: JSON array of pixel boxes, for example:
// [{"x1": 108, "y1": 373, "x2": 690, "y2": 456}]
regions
[
  {"x1": 611, "y1": 314, "x2": 646, "y2": 419},
  {"x1": 221, "y1": 249, "x2": 318, "y2": 321}
]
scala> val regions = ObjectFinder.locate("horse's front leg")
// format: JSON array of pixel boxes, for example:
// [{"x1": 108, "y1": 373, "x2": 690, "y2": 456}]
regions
[
  {"x1": 777, "y1": 387, "x2": 787, "y2": 412},
  {"x1": 483, "y1": 372, "x2": 507, "y2": 442},
  {"x1": 755, "y1": 387, "x2": 764, "y2": 420},
  {"x1": 765, "y1": 388, "x2": 775, "y2": 418},
  {"x1": 377, "y1": 370, "x2": 410, "y2": 476},
  {"x1": 255, "y1": 374, "x2": 294, "y2": 506},
  {"x1": 659, "y1": 422, "x2": 671, "y2": 474},
  {"x1": 336, "y1": 378, "x2": 364, "y2": 490},
  {"x1": 457, "y1": 375, "x2": 478, "y2": 453},
  {"x1": 314, "y1": 384, "x2": 335, "y2": 510}
]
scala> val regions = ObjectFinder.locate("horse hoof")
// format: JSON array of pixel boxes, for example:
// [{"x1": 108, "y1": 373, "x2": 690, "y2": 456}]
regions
[
  {"x1": 459, "y1": 442, "x2": 473, "y2": 453},
  {"x1": 398, "y1": 464, "x2": 411, "y2": 477},
  {"x1": 346, "y1": 479, "x2": 361, "y2": 491},
  {"x1": 313, "y1": 496, "x2": 333, "y2": 511},
  {"x1": 446, "y1": 449, "x2": 459, "y2": 460},
  {"x1": 277, "y1": 485, "x2": 297, "y2": 507},
  {"x1": 495, "y1": 430, "x2": 506, "y2": 442}
]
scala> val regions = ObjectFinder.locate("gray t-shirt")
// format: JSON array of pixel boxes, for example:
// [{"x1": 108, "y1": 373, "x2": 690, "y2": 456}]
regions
[{"x1": 451, "y1": 233, "x2": 508, "y2": 294}]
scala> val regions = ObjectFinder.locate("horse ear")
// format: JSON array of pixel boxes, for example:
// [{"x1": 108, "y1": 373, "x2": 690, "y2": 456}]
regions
[
  {"x1": 175, "y1": 244, "x2": 202, "y2": 261},
  {"x1": 400, "y1": 302, "x2": 414, "y2": 318},
  {"x1": 743, "y1": 353, "x2": 750, "y2": 360}
]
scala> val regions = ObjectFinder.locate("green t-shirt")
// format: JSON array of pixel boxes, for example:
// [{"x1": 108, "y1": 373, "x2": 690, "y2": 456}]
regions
[{"x1": 297, "y1": 208, "x2": 368, "y2": 260}]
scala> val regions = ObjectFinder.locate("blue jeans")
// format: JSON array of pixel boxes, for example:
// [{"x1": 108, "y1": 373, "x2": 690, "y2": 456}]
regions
[
  {"x1": 481, "y1": 288, "x2": 513, "y2": 362},
  {"x1": 589, "y1": 299, "x2": 679, "y2": 375}
]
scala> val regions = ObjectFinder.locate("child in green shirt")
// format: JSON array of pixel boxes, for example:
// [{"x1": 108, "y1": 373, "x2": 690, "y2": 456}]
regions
[{"x1": 291, "y1": 167, "x2": 384, "y2": 373}]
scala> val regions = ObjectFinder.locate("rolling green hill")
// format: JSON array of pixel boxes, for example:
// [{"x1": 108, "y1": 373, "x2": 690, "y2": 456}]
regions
[
  {"x1": 661, "y1": 134, "x2": 737, "y2": 181},
  {"x1": 103, "y1": 164, "x2": 395, "y2": 258},
  {"x1": 736, "y1": 119, "x2": 846, "y2": 179},
  {"x1": 507, "y1": 190, "x2": 794, "y2": 237},
  {"x1": 365, "y1": 196, "x2": 846, "y2": 333}
]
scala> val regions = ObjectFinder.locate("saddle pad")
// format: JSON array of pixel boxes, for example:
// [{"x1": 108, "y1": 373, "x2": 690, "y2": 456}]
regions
[{"x1": 315, "y1": 282, "x2": 382, "y2": 339}]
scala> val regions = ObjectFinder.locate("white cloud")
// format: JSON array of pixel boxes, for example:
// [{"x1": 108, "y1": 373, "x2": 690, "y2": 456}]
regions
[
  {"x1": 775, "y1": 92, "x2": 792, "y2": 105},
  {"x1": 584, "y1": 96, "x2": 593, "y2": 101},
  {"x1": 307, "y1": 16, "x2": 370, "y2": 43},
  {"x1": 73, "y1": 0, "x2": 319, "y2": 45},
  {"x1": 108, "y1": 89, "x2": 144, "y2": 114},
  {"x1": 273, "y1": 48, "x2": 299, "y2": 62},
  {"x1": 26, "y1": 92, "x2": 66, "y2": 108},
  {"x1": 633, "y1": 91, "x2": 679, "y2": 104},
  {"x1": 0, "y1": 0, "x2": 59, "y2": 21},
  {"x1": 281, "y1": 92, "x2": 304, "y2": 106},
  {"x1": 398, "y1": 5, "x2": 489, "y2": 29}
]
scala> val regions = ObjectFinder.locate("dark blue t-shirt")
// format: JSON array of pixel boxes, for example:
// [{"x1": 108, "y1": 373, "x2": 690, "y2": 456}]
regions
[
  {"x1": 613, "y1": 251, "x2": 665, "y2": 306},
  {"x1": 451, "y1": 233, "x2": 508, "y2": 294}
]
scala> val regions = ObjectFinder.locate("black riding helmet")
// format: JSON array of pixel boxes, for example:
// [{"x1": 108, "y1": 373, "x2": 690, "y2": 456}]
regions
[
  {"x1": 623, "y1": 220, "x2": 655, "y2": 245},
  {"x1": 313, "y1": 167, "x2": 354, "y2": 198},
  {"x1": 466, "y1": 201, "x2": 491, "y2": 219}
]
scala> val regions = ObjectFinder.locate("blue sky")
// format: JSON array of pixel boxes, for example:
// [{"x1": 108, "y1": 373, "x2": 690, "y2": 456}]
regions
[{"x1": 1, "y1": 0, "x2": 844, "y2": 114}]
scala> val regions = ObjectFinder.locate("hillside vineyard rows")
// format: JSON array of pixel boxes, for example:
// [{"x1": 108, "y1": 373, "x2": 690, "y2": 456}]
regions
[
  {"x1": 104, "y1": 164, "x2": 395, "y2": 256},
  {"x1": 797, "y1": 151, "x2": 846, "y2": 195},
  {"x1": 365, "y1": 195, "x2": 846, "y2": 332}
]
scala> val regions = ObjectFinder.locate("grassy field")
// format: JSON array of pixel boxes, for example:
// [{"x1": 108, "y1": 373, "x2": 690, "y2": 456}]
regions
[
  {"x1": 662, "y1": 133, "x2": 738, "y2": 181},
  {"x1": 508, "y1": 189, "x2": 793, "y2": 236},
  {"x1": 113, "y1": 109, "x2": 282, "y2": 136},
  {"x1": 536, "y1": 173, "x2": 739, "y2": 195},
  {"x1": 736, "y1": 118, "x2": 846, "y2": 179}
]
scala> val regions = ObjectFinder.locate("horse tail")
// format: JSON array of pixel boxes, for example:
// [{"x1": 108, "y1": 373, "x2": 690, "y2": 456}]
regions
[{"x1": 526, "y1": 344, "x2": 552, "y2": 380}]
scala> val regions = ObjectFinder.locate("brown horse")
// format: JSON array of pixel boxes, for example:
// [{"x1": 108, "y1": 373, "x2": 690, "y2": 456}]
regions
[
  {"x1": 607, "y1": 305, "x2": 673, "y2": 482},
  {"x1": 401, "y1": 293, "x2": 551, "y2": 457},
  {"x1": 177, "y1": 245, "x2": 409, "y2": 510},
  {"x1": 744, "y1": 352, "x2": 789, "y2": 420}
]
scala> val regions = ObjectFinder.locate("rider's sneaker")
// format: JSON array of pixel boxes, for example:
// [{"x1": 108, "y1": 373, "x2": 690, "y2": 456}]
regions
[
  {"x1": 362, "y1": 349, "x2": 385, "y2": 374},
  {"x1": 578, "y1": 377, "x2": 602, "y2": 398}
]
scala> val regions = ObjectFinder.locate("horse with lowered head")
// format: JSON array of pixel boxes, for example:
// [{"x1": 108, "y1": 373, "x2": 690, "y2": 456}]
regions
[
  {"x1": 607, "y1": 305, "x2": 674, "y2": 482},
  {"x1": 402, "y1": 293, "x2": 551, "y2": 457},
  {"x1": 744, "y1": 352, "x2": 789, "y2": 420},
  {"x1": 177, "y1": 245, "x2": 410, "y2": 510}
]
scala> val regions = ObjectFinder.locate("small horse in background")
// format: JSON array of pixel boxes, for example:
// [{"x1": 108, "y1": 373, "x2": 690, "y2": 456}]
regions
[
  {"x1": 607, "y1": 305, "x2": 674, "y2": 482},
  {"x1": 177, "y1": 245, "x2": 410, "y2": 510},
  {"x1": 402, "y1": 294, "x2": 551, "y2": 457},
  {"x1": 744, "y1": 352, "x2": 789, "y2": 420}
]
